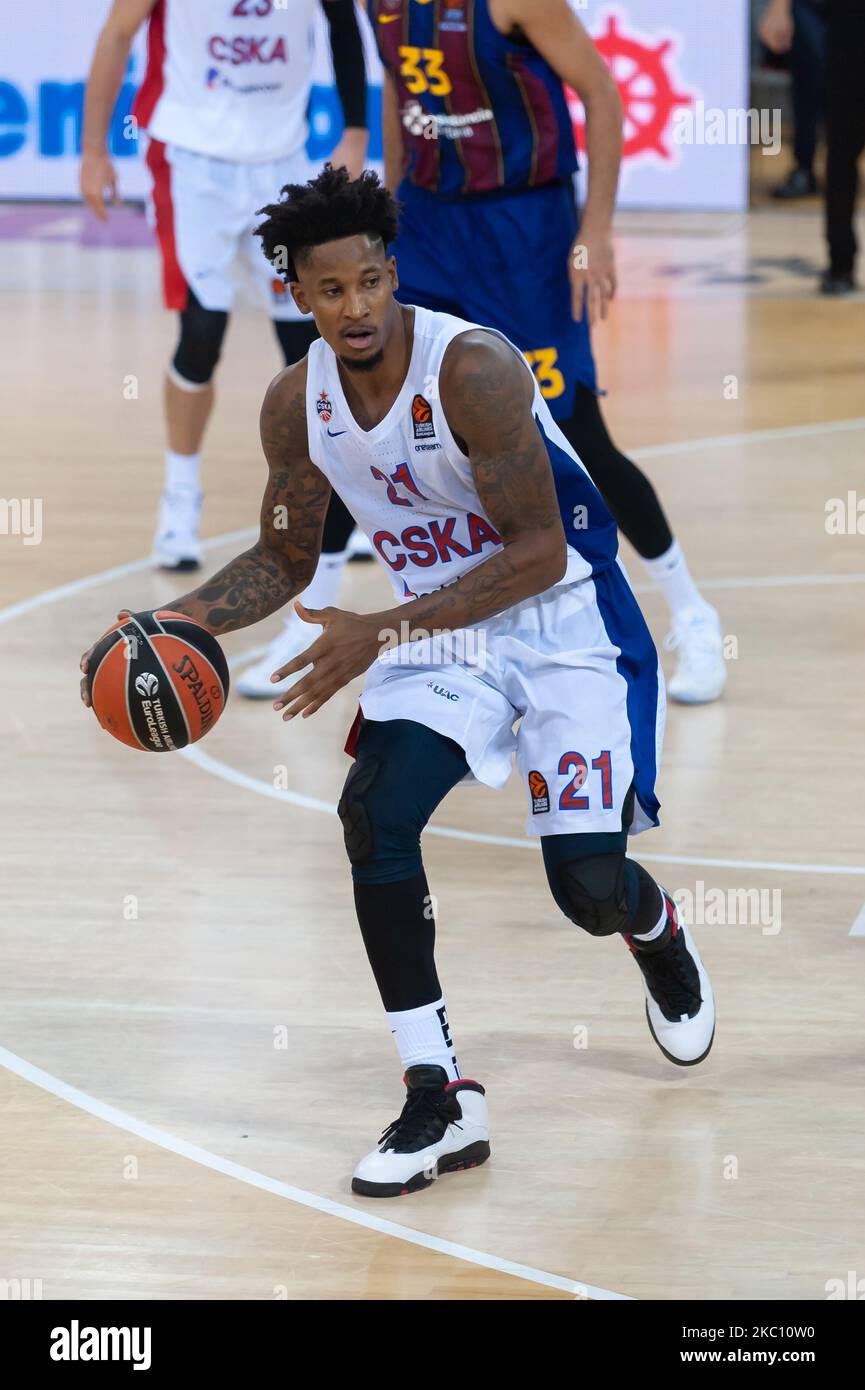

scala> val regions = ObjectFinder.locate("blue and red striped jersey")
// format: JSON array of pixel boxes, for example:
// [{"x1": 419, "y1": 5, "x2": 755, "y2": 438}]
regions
[{"x1": 370, "y1": 0, "x2": 578, "y2": 196}]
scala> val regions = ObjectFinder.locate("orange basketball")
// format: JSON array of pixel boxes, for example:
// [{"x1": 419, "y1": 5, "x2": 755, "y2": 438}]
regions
[{"x1": 87, "y1": 610, "x2": 229, "y2": 752}]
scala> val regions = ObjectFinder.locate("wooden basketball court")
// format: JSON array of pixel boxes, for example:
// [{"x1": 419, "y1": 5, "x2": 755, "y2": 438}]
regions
[{"x1": 2, "y1": 198, "x2": 864, "y2": 1300}]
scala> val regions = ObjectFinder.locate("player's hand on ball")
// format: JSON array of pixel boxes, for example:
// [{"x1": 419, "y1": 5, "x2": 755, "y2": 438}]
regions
[
  {"x1": 272, "y1": 603, "x2": 382, "y2": 720},
  {"x1": 570, "y1": 229, "x2": 617, "y2": 326},
  {"x1": 79, "y1": 610, "x2": 131, "y2": 708}
]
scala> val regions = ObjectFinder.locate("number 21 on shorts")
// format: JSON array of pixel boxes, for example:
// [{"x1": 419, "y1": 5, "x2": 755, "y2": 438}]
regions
[{"x1": 557, "y1": 750, "x2": 613, "y2": 811}]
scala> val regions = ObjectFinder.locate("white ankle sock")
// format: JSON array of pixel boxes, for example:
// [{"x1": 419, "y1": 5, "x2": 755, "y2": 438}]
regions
[
  {"x1": 385, "y1": 996, "x2": 460, "y2": 1081},
  {"x1": 165, "y1": 450, "x2": 201, "y2": 495},
  {"x1": 642, "y1": 540, "x2": 709, "y2": 621}
]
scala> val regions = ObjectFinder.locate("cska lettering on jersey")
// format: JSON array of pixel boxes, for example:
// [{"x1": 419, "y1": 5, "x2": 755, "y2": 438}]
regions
[
  {"x1": 374, "y1": 513, "x2": 502, "y2": 572},
  {"x1": 207, "y1": 35, "x2": 288, "y2": 66}
]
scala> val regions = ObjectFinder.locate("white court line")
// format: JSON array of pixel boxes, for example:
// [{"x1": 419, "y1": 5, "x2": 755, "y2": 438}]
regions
[
  {"x1": 1, "y1": 413, "x2": 864, "y2": 630},
  {"x1": 630, "y1": 415, "x2": 865, "y2": 460},
  {"x1": 2, "y1": 414, "x2": 863, "y2": 1301},
  {"x1": 0, "y1": 1045, "x2": 620, "y2": 1300},
  {"x1": 179, "y1": 744, "x2": 865, "y2": 879},
  {"x1": 0, "y1": 528, "x2": 258, "y2": 628}
]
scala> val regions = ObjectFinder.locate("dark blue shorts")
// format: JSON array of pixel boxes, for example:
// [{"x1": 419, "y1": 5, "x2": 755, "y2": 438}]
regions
[{"x1": 392, "y1": 178, "x2": 597, "y2": 419}]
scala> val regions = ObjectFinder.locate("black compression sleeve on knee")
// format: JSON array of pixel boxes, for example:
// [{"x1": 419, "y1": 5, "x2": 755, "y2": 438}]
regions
[
  {"x1": 558, "y1": 385, "x2": 674, "y2": 559},
  {"x1": 272, "y1": 318, "x2": 318, "y2": 367},
  {"x1": 355, "y1": 872, "x2": 441, "y2": 1012},
  {"x1": 172, "y1": 288, "x2": 228, "y2": 386},
  {"x1": 542, "y1": 832, "x2": 664, "y2": 937},
  {"x1": 322, "y1": 491, "x2": 357, "y2": 554},
  {"x1": 342, "y1": 719, "x2": 470, "y2": 884},
  {"x1": 627, "y1": 859, "x2": 667, "y2": 936}
]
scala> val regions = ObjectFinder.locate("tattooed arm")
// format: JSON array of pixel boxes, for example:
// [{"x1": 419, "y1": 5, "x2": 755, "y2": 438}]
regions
[
  {"x1": 167, "y1": 360, "x2": 330, "y2": 634},
  {"x1": 271, "y1": 332, "x2": 567, "y2": 720},
  {"x1": 397, "y1": 329, "x2": 568, "y2": 628},
  {"x1": 81, "y1": 361, "x2": 329, "y2": 706}
]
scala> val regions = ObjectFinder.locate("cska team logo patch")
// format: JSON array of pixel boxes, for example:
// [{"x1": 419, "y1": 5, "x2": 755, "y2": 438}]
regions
[
  {"x1": 316, "y1": 390, "x2": 333, "y2": 423},
  {"x1": 411, "y1": 393, "x2": 435, "y2": 440},
  {"x1": 528, "y1": 770, "x2": 550, "y2": 814}
]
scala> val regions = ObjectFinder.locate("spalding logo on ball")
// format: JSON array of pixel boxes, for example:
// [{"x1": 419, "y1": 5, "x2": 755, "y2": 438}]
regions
[{"x1": 87, "y1": 610, "x2": 229, "y2": 751}]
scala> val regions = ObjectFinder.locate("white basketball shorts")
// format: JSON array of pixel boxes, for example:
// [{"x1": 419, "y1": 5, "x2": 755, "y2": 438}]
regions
[
  {"x1": 143, "y1": 137, "x2": 311, "y2": 321},
  {"x1": 356, "y1": 562, "x2": 666, "y2": 839}
]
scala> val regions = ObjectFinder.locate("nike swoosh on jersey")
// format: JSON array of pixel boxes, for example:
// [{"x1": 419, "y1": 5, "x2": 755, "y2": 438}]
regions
[
  {"x1": 326, "y1": 428, "x2": 347, "y2": 436},
  {"x1": 379, "y1": 14, "x2": 400, "y2": 22}
]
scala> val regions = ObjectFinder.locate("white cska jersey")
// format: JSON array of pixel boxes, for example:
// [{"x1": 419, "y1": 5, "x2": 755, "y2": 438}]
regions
[
  {"x1": 133, "y1": 0, "x2": 318, "y2": 163},
  {"x1": 305, "y1": 307, "x2": 619, "y2": 602}
]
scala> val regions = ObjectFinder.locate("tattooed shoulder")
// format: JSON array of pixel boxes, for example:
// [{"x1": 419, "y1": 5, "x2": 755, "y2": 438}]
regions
[
  {"x1": 439, "y1": 329, "x2": 534, "y2": 451},
  {"x1": 260, "y1": 358, "x2": 310, "y2": 470}
]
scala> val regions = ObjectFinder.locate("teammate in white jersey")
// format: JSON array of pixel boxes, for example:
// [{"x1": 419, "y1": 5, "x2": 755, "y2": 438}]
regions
[
  {"x1": 81, "y1": 168, "x2": 715, "y2": 1197},
  {"x1": 81, "y1": 0, "x2": 368, "y2": 575}
]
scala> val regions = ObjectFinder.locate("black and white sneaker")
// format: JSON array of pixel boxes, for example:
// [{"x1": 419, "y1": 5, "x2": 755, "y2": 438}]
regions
[
  {"x1": 351, "y1": 1065, "x2": 490, "y2": 1198},
  {"x1": 625, "y1": 894, "x2": 715, "y2": 1066}
]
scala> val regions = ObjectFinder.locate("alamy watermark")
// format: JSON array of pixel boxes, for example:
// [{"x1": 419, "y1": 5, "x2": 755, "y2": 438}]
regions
[
  {"x1": 0, "y1": 497, "x2": 42, "y2": 545},
  {"x1": 672, "y1": 881, "x2": 781, "y2": 936},
  {"x1": 825, "y1": 492, "x2": 865, "y2": 535},
  {"x1": 673, "y1": 103, "x2": 782, "y2": 156},
  {"x1": 378, "y1": 620, "x2": 487, "y2": 673}
]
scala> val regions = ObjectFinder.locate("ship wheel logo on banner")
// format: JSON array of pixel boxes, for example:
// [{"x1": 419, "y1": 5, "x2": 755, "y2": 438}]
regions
[{"x1": 567, "y1": 10, "x2": 693, "y2": 163}]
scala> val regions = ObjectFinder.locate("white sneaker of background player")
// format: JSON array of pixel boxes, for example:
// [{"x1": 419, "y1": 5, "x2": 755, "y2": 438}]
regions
[
  {"x1": 236, "y1": 615, "x2": 316, "y2": 698},
  {"x1": 665, "y1": 605, "x2": 726, "y2": 704},
  {"x1": 347, "y1": 527, "x2": 374, "y2": 560},
  {"x1": 352, "y1": 1066, "x2": 490, "y2": 1198},
  {"x1": 152, "y1": 489, "x2": 202, "y2": 571}
]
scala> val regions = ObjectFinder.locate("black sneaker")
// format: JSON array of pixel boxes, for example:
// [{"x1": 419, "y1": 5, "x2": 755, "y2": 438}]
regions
[
  {"x1": 351, "y1": 1065, "x2": 490, "y2": 1197},
  {"x1": 625, "y1": 896, "x2": 716, "y2": 1066},
  {"x1": 771, "y1": 167, "x2": 817, "y2": 200},
  {"x1": 820, "y1": 269, "x2": 856, "y2": 297}
]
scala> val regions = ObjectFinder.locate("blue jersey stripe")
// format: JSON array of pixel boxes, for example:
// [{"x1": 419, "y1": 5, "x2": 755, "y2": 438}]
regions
[
  {"x1": 592, "y1": 565, "x2": 662, "y2": 829},
  {"x1": 536, "y1": 415, "x2": 618, "y2": 573},
  {"x1": 538, "y1": 414, "x2": 661, "y2": 829}
]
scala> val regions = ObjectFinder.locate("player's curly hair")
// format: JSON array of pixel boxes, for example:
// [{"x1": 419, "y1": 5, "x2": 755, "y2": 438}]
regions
[{"x1": 255, "y1": 164, "x2": 399, "y2": 282}]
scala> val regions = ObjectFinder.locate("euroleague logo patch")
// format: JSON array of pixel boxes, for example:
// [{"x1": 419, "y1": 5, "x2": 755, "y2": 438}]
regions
[
  {"x1": 316, "y1": 390, "x2": 333, "y2": 423},
  {"x1": 411, "y1": 393, "x2": 435, "y2": 440},
  {"x1": 528, "y1": 770, "x2": 550, "y2": 814}
]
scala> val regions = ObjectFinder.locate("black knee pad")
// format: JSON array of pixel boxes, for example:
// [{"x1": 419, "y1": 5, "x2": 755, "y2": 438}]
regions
[
  {"x1": 337, "y1": 755, "x2": 380, "y2": 866},
  {"x1": 547, "y1": 851, "x2": 631, "y2": 937},
  {"x1": 172, "y1": 290, "x2": 228, "y2": 386}
]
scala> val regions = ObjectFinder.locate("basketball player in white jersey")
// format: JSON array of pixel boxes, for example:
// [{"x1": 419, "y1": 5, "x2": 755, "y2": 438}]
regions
[
  {"x1": 82, "y1": 168, "x2": 715, "y2": 1197},
  {"x1": 237, "y1": 0, "x2": 727, "y2": 709},
  {"x1": 81, "y1": 0, "x2": 368, "y2": 579}
]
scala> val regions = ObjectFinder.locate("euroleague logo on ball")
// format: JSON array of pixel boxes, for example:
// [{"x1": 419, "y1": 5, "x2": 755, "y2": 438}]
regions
[{"x1": 134, "y1": 673, "x2": 160, "y2": 697}]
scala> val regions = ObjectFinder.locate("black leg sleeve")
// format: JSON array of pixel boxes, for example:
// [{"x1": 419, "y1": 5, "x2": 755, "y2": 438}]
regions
[{"x1": 558, "y1": 385, "x2": 674, "y2": 560}]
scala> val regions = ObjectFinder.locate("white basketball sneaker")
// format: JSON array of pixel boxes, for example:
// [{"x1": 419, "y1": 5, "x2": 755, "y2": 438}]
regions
[
  {"x1": 665, "y1": 606, "x2": 726, "y2": 704},
  {"x1": 236, "y1": 617, "x2": 315, "y2": 699},
  {"x1": 152, "y1": 489, "x2": 202, "y2": 571},
  {"x1": 625, "y1": 894, "x2": 715, "y2": 1066},
  {"x1": 347, "y1": 527, "x2": 375, "y2": 562},
  {"x1": 352, "y1": 1065, "x2": 490, "y2": 1198}
]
